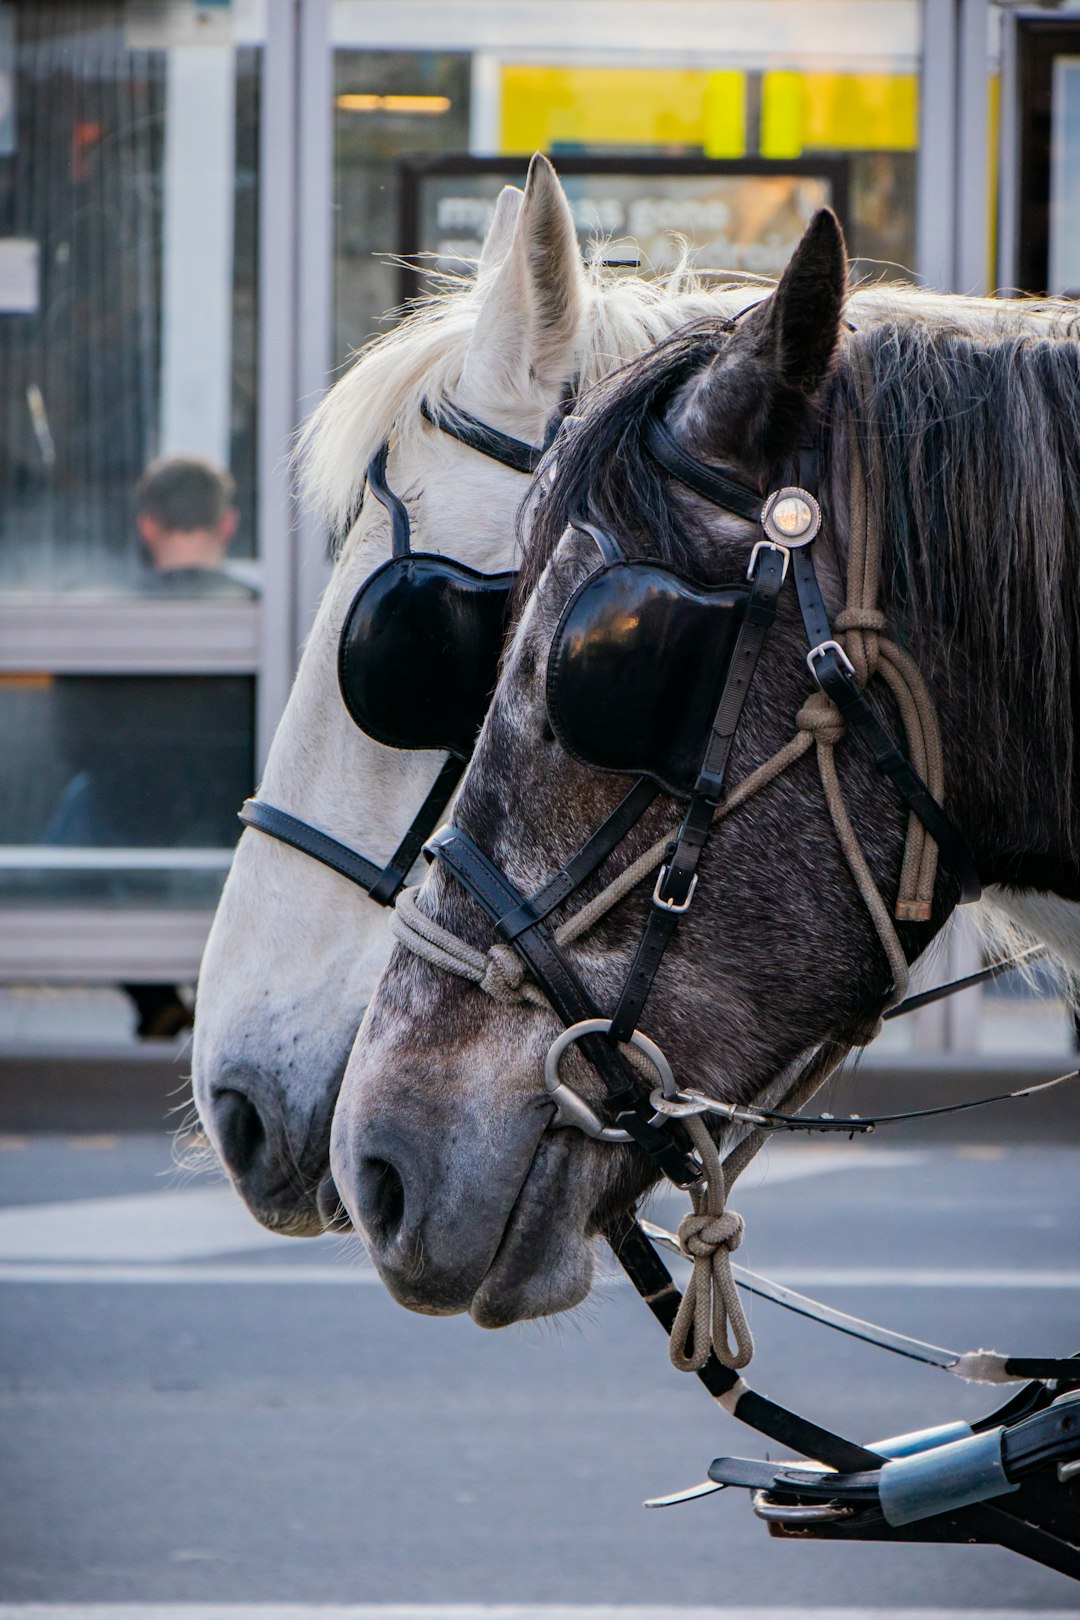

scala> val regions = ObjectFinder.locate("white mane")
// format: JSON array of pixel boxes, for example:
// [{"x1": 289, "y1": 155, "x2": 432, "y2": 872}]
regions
[{"x1": 294, "y1": 261, "x2": 750, "y2": 538}]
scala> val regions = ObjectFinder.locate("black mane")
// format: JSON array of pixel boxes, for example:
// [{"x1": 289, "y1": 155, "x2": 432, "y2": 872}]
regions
[
  {"x1": 524, "y1": 307, "x2": 1080, "y2": 846},
  {"x1": 520, "y1": 320, "x2": 735, "y2": 600}
]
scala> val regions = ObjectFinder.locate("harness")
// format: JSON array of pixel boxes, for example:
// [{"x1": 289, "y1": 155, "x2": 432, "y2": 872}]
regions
[
  {"x1": 239, "y1": 399, "x2": 558, "y2": 907},
  {"x1": 237, "y1": 380, "x2": 1080, "y2": 1578}
]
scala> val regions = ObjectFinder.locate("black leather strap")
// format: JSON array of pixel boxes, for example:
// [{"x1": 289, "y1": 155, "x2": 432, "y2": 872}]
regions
[
  {"x1": 497, "y1": 777, "x2": 659, "y2": 940},
  {"x1": 239, "y1": 800, "x2": 383, "y2": 892},
  {"x1": 422, "y1": 398, "x2": 547, "y2": 475},
  {"x1": 239, "y1": 754, "x2": 464, "y2": 908},
  {"x1": 608, "y1": 1215, "x2": 884, "y2": 1471},
  {"x1": 569, "y1": 510, "x2": 625, "y2": 566},
  {"x1": 643, "y1": 416, "x2": 763, "y2": 524},
  {"x1": 425, "y1": 825, "x2": 699, "y2": 1184},
  {"x1": 790, "y1": 542, "x2": 834, "y2": 653},
  {"x1": 607, "y1": 793, "x2": 713, "y2": 1045},
  {"x1": 697, "y1": 543, "x2": 786, "y2": 798},
  {"x1": 367, "y1": 754, "x2": 466, "y2": 906},
  {"x1": 365, "y1": 442, "x2": 411, "y2": 558}
]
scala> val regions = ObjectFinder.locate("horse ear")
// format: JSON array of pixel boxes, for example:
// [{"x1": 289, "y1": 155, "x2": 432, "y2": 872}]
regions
[
  {"x1": 741, "y1": 208, "x2": 848, "y2": 396},
  {"x1": 477, "y1": 185, "x2": 523, "y2": 275},
  {"x1": 459, "y1": 154, "x2": 585, "y2": 411}
]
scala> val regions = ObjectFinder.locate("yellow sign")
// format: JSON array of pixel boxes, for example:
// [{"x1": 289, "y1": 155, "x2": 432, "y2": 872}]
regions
[{"x1": 500, "y1": 64, "x2": 917, "y2": 157}]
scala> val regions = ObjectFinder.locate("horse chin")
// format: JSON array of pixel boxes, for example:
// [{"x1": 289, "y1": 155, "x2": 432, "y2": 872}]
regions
[{"x1": 468, "y1": 1132, "x2": 597, "y2": 1329}]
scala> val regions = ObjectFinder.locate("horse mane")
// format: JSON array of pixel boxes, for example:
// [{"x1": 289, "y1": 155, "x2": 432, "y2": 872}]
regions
[
  {"x1": 294, "y1": 260, "x2": 756, "y2": 540},
  {"x1": 528, "y1": 285, "x2": 1080, "y2": 849},
  {"x1": 843, "y1": 310, "x2": 1080, "y2": 847}
]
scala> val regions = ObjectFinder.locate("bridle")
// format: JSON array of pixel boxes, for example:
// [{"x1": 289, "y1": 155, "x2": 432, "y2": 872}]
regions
[
  {"x1": 237, "y1": 398, "x2": 563, "y2": 906},
  {"x1": 411, "y1": 398, "x2": 982, "y2": 1190}
]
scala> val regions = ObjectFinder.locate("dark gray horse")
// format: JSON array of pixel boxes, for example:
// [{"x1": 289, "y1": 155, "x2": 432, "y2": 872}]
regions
[{"x1": 330, "y1": 211, "x2": 1080, "y2": 1329}]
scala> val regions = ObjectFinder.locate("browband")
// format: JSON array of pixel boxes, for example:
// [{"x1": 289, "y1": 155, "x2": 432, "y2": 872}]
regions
[
  {"x1": 422, "y1": 398, "x2": 550, "y2": 475},
  {"x1": 643, "y1": 416, "x2": 763, "y2": 524}
]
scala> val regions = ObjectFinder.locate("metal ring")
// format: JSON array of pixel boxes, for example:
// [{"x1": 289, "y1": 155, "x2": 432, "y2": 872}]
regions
[
  {"x1": 544, "y1": 1019, "x2": 677, "y2": 1143},
  {"x1": 649, "y1": 1087, "x2": 711, "y2": 1119}
]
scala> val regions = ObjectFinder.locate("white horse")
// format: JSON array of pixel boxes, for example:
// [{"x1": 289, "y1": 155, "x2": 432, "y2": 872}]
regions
[{"x1": 190, "y1": 155, "x2": 739, "y2": 1232}]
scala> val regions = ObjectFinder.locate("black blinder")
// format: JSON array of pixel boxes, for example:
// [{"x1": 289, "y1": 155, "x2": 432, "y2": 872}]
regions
[
  {"x1": 338, "y1": 554, "x2": 517, "y2": 758},
  {"x1": 546, "y1": 560, "x2": 749, "y2": 797}
]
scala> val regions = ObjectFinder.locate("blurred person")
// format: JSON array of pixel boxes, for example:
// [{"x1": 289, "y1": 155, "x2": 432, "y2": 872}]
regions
[
  {"x1": 42, "y1": 456, "x2": 255, "y2": 1038},
  {"x1": 135, "y1": 456, "x2": 252, "y2": 597}
]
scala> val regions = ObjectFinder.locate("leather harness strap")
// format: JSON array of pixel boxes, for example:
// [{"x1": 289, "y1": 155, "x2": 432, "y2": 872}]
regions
[
  {"x1": 643, "y1": 416, "x2": 762, "y2": 524},
  {"x1": 238, "y1": 799, "x2": 383, "y2": 892},
  {"x1": 239, "y1": 755, "x2": 465, "y2": 908},
  {"x1": 421, "y1": 398, "x2": 552, "y2": 475},
  {"x1": 427, "y1": 824, "x2": 700, "y2": 1187}
]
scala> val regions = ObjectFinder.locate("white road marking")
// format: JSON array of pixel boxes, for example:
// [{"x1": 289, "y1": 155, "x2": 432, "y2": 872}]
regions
[
  {"x1": 0, "y1": 1187, "x2": 324, "y2": 1263},
  {"x1": 1, "y1": 1262, "x2": 1077, "y2": 1288},
  {"x1": 0, "y1": 1149, "x2": 923, "y2": 1266},
  {"x1": 1, "y1": 1608, "x2": 1077, "y2": 1620},
  {"x1": 720, "y1": 1148, "x2": 926, "y2": 1188}
]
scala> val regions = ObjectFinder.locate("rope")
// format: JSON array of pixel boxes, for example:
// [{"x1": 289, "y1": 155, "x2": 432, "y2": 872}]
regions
[
  {"x1": 669, "y1": 1113, "x2": 754, "y2": 1371},
  {"x1": 391, "y1": 887, "x2": 549, "y2": 1006}
]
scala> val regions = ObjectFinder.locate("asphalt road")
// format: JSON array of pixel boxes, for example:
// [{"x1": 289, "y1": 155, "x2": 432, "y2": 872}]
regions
[{"x1": 1, "y1": 1128, "x2": 1078, "y2": 1617}]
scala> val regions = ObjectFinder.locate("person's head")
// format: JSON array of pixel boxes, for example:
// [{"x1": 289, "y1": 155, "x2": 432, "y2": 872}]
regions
[{"x1": 136, "y1": 456, "x2": 238, "y2": 570}]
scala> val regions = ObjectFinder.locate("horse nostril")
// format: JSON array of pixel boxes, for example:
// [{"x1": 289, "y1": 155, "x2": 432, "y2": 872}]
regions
[
  {"x1": 362, "y1": 1156, "x2": 406, "y2": 1243},
  {"x1": 212, "y1": 1088, "x2": 267, "y2": 1180}
]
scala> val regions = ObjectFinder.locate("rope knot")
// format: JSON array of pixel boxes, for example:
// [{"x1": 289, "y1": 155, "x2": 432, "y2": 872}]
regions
[
  {"x1": 796, "y1": 690, "x2": 844, "y2": 748},
  {"x1": 479, "y1": 944, "x2": 530, "y2": 1003},
  {"x1": 834, "y1": 607, "x2": 886, "y2": 683},
  {"x1": 834, "y1": 607, "x2": 886, "y2": 633},
  {"x1": 678, "y1": 1208, "x2": 745, "y2": 1261}
]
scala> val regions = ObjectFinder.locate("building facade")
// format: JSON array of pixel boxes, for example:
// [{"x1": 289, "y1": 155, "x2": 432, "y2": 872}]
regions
[{"x1": 0, "y1": 1, "x2": 1072, "y2": 1050}]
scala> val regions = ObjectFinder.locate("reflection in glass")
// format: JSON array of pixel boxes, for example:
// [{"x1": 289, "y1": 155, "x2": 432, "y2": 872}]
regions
[{"x1": 0, "y1": 4, "x2": 259, "y2": 594}]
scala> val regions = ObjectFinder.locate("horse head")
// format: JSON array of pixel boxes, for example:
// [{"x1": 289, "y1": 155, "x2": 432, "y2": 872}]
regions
[
  {"x1": 192, "y1": 155, "x2": 587, "y2": 1233},
  {"x1": 331, "y1": 210, "x2": 1080, "y2": 1322}
]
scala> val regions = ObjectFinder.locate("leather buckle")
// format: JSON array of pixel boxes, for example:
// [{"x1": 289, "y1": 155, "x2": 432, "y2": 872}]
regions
[
  {"x1": 806, "y1": 639, "x2": 856, "y2": 685},
  {"x1": 652, "y1": 866, "x2": 698, "y2": 913},
  {"x1": 746, "y1": 539, "x2": 789, "y2": 584}
]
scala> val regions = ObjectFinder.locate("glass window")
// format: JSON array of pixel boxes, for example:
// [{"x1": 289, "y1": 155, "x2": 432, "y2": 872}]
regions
[
  {"x1": 0, "y1": 672, "x2": 254, "y2": 906},
  {"x1": 0, "y1": 3, "x2": 260, "y2": 596},
  {"x1": 331, "y1": 1, "x2": 921, "y2": 354}
]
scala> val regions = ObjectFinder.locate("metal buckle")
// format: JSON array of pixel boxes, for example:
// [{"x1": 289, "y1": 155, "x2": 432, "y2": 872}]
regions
[
  {"x1": 746, "y1": 538, "x2": 789, "y2": 584},
  {"x1": 806, "y1": 638, "x2": 856, "y2": 683},
  {"x1": 652, "y1": 866, "x2": 698, "y2": 913},
  {"x1": 543, "y1": 1018, "x2": 676, "y2": 1142}
]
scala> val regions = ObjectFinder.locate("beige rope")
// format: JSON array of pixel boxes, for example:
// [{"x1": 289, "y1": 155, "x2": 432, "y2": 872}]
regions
[{"x1": 669, "y1": 1112, "x2": 754, "y2": 1371}]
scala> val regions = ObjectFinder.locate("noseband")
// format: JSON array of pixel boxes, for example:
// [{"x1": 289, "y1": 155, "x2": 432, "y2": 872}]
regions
[{"x1": 238, "y1": 398, "x2": 565, "y2": 906}]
